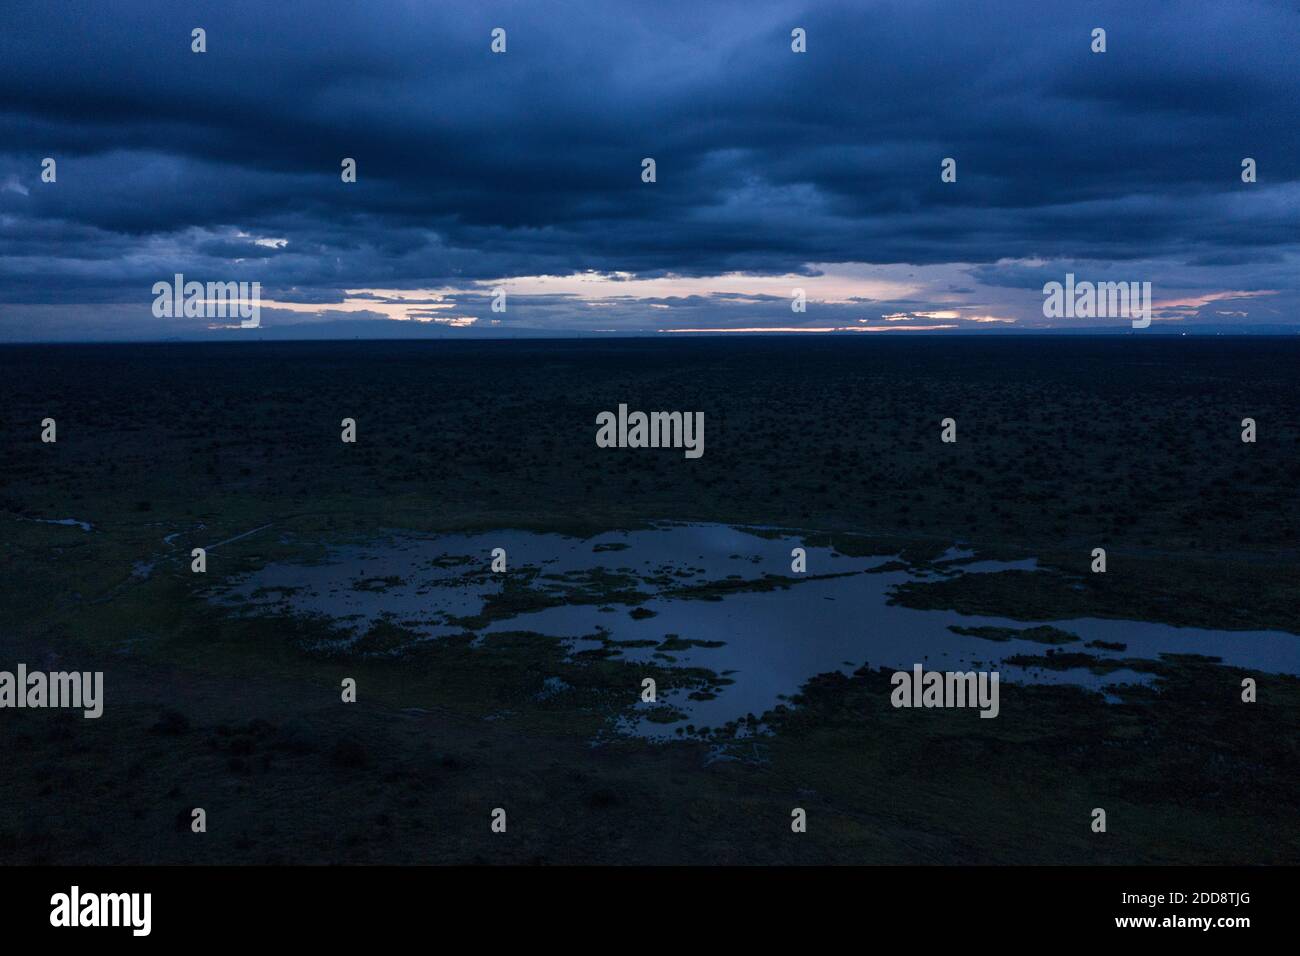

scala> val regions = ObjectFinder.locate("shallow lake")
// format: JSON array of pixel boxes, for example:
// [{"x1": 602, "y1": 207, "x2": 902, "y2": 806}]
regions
[{"x1": 213, "y1": 523, "x2": 1300, "y2": 738}]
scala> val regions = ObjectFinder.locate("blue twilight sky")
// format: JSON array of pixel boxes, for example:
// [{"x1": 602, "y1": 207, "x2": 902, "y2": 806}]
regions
[{"x1": 1, "y1": 0, "x2": 1298, "y2": 340}]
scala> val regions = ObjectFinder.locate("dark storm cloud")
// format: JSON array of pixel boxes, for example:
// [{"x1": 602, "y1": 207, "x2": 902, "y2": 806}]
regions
[{"x1": 0, "y1": 0, "x2": 1297, "y2": 332}]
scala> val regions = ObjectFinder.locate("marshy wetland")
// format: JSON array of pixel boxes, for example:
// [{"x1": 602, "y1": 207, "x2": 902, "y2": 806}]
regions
[
  {"x1": 214, "y1": 523, "x2": 1299, "y2": 736},
  {"x1": 1, "y1": 337, "x2": 1298, "y2": 864}
]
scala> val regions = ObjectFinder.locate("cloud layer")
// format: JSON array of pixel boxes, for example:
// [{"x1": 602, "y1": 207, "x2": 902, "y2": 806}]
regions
[{"x1": 2, "y1": 0, "x2": 1297, "y2": 338}]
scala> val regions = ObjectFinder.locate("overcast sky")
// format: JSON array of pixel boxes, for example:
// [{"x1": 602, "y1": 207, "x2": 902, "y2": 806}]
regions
[{"x1": 2, "y1": 0, "x2": 1297, "y2": 340}]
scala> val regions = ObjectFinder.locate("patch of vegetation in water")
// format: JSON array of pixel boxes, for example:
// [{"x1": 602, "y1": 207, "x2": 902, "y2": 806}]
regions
[
  {"x1": 441, "y1": 566, "x2": 656, "y2": 630},
  {"x1": 1003, "y1": 650, "x2": 1167, "y2": 675},
  {"x1": 352, "y1": 575, "x2": 404, "y2": 592},
  {"x1": 861, "y1": 559, "x2": 912, "y2": 574},
  {"x1": 661, "y1": 570, "x2": 854, "y2": 603},
  {"x1": 641, "y1": 705, "x2": 689, "y2": 724},
  {"x1": 657, "y1": 634, "x2": 727, "y2": 652},
  {"x1": 1003, "y1": 649, "x2": 1228, "y2": 678},
  {"x1": 248, "y1": 584, "x2": 303, "y2": 600},
  {"x1": 799, "y1": 531, "x2": 952, "y2": 565},
  {"x1": 890, "y1": 558, "x2": 1300, "y2": 635},
  {"x1": 341, "y1": 617, "x2": 427, "y2": 657},
  {"x1": 949, "y1": 624, "x2": 1080, "y2": 645},
  {"x1": 1085, "y1": 639, "x2": 1127, "y2": 651}
]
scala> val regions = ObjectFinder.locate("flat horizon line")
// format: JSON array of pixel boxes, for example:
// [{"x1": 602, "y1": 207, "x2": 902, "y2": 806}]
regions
[{"x1": 3, "y1": 328, "x2": 1300, "y2": 347}]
